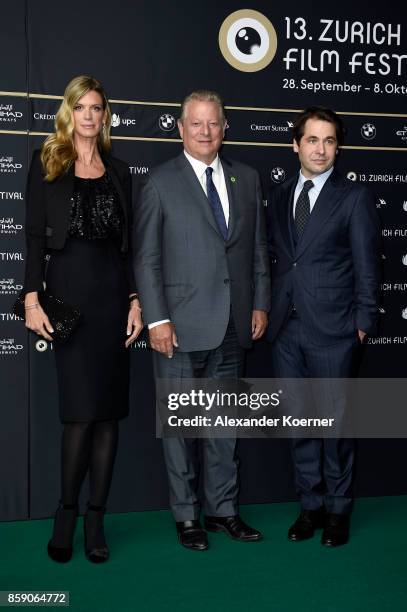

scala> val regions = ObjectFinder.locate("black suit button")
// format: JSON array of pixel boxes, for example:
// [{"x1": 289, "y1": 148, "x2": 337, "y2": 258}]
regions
[
  {"x1": 224, "y1": 279, "x2": 230, "y2": 284},
  {"x1": 293, "y1": 262, "x2": 297, "y2": 267}
]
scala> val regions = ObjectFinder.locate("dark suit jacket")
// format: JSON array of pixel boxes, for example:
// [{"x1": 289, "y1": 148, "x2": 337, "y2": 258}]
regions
[
  {"x1": 133, "y1": 153, "x2": 270, "y2": 352},
  {"x1": 24, "y1": 149, "x2": 134, "y2": 293},
  {"x1": 266, "y1": 169, "x2": 381, "y2": 346}
]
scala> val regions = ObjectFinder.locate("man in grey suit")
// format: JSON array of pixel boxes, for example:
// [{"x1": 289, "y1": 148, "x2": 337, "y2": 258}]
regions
[{"x1": 134, "y1": 90, "x2": 270, "y2": 550}]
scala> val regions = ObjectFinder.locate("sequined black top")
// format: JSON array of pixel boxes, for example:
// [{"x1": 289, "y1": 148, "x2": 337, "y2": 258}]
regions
[{"x1": 69, "y1": 172, "x2": 123, "y2": 240}]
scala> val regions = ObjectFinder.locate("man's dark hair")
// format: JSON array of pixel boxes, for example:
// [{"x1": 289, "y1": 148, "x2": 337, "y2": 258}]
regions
[{"x1": 292, "y1": 106, "x2": 345, "y2": 146}]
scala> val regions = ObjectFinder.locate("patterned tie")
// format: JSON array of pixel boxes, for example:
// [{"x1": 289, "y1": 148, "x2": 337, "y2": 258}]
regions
[
  {"x1": 205, "y1": 167, "x2": 228, "y2": 240},
  {"x1": 294, "y1": 179, "x2": 314, "y2": 235}
]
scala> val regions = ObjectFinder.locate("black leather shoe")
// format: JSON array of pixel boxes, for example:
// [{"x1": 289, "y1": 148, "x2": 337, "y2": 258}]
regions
[
  {"x1": 288, "y1": 508, "x2": 326, "y2": 542},
  {"x1": 321, "y1": 513, "x2": 350, "y2": 547},
  {"x1": 204, "y1": 515, "x2": 262, "y2": 541},
  {"x1": 84, "y1": 504, "x2": 109, "y2": 563},
  {"x1": 176, "y1": 520, "x2": 209, "y2": 551},
  {"x1": 47, "y1": 503, "x2": 78, "y2": 563}
]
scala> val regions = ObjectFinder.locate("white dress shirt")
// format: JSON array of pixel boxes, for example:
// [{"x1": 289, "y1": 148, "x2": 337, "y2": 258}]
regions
[
  {"x1": 148, "y1": 150, "x2": 230, "y2": 329},
  {"x1": 183, "y1": 150, "x2": 230, "y2": 225},
  {"x1": 293, "y1": 166, "x2": 334, "y2": 218}
]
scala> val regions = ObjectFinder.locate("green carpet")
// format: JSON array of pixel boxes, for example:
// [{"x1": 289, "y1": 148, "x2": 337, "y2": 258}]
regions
[{"x1": 1, "y1": 496, "x2": 406, "y2": 611}]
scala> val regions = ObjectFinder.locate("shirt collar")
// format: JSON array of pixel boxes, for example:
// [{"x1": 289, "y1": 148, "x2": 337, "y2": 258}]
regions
[
  {"x1": 297, "y1": 166, "x2": 334, "y2": 191},
  {"x1": 184, "y1": 150, "x2": 221, "y2": 177}
]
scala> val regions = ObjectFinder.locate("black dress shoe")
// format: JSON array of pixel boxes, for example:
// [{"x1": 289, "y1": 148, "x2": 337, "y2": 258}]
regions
[
  {"x1": 288, "y1": 508, "x2": 326, "y2": 542},
  {"x1": 47, "y1": 503, "x2": 78, "y2": 563},
  {"x1": 204, "y1": 515, "x2": 262, "y2": 541},
  {"x1": 321, "y1": 513, "x2": 350, "y2": 547},
  {"x1": 84, "y1": 504, "x2": 109, "y2": 563},
  {"x1": 176, "y1": 520, "x2": 209, "y2": 551}
]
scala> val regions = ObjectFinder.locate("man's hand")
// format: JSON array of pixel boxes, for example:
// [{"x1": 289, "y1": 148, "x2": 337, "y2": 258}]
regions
[
  {"x1": 358, "y1": 329, "x2": 366, "y2": 343},
  {"x1": 251, "y1": 310, "x2": 268, "y2": 340},
  {"x1": 149, "y1": 322, "x2": 178, "y2": 357}
]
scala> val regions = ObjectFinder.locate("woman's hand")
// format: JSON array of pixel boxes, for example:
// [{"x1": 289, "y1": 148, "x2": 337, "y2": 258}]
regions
[
  {"x1": 24, "y1": 292, "x2": 54, "y2": 341},
  {"x1": 125, "y1": 299, "x2": 143, "y2": 348}
]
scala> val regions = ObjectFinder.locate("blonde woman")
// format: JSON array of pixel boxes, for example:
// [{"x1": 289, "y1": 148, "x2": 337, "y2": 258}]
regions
[{"x1": 24, "y1": 75, "x2": 142, "y2": 563}]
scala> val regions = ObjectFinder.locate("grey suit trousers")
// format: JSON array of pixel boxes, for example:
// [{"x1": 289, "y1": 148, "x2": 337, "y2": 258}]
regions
[{"x1": 153, "y1": 317, "x2": 244, "y2": 521}]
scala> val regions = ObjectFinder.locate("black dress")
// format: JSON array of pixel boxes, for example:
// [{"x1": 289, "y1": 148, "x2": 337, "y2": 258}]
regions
[{"x1": 45, "y1": 172, "x2": 130, "y2": 423}]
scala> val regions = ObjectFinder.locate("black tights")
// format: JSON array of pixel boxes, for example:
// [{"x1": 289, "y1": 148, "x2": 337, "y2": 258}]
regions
[{"x1": 60, "y1": 420, "x2": 118, "y2": 507}]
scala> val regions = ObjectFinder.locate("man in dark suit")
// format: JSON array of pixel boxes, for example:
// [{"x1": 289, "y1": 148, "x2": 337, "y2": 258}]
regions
[
  {"x1": 134, "y1": 90, "x2": 270, "y2": 550},
  {"x1": 267, "y1": 107, "x2": 381, "y2": 546}
]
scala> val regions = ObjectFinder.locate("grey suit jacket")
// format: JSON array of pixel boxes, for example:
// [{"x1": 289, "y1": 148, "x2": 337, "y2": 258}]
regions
[{"x1": 133, "y1": 153, "x2": 270, "y2": 351}]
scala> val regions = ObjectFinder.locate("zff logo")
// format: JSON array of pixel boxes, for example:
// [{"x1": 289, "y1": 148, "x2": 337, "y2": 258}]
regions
[{"x1": 219, "y1": 10, "x2": 278, "y2": 72}]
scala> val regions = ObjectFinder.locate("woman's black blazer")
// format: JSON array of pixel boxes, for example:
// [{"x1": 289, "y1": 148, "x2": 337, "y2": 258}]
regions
[{"x1": 24, "y1": 150, "x2": 134, "y2": 293}]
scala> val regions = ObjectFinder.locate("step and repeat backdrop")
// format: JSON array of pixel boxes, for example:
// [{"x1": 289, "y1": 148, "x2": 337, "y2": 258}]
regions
[{"x1": 1, "y1": 0, "x2": 406, "y2": 520}]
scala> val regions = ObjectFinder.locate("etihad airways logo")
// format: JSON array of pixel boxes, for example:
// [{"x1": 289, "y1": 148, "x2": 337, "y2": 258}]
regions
[
  {"x1": 0, "y1": 278, "x2": 23, "y2": 295},
  {"x1": 0, "y1": 338, "x2": 24, "y2": 356},
  {"x1": 396, "y1": 126, "x2": 407, "y2": 142},
  {"x1": 0, "y1": 217, "x2": 23, "y2": 235},
  {"x1": 0, "y1": 156, "x2": 22, "y2": 174},
  {"x1": 0, "y1": 104, "x2": 23, "y2": 123}
]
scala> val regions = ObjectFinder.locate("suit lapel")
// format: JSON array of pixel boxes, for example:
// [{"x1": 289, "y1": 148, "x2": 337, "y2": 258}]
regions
[
  {"x1": 275, "y1": 177, "x2": 296, "y2": 257},
  {"x1": 47, "y1": 164, "x2": 75, "y2": 229},
  {"x1": 175, "y1": 153, "x2": 224, "y2": 240},
  {"x1": 296, "y1": 171, "x2": 350, "y2": 258},
  {"x1": 221, "y1": 158, "x2": 237, "y2": 240}
]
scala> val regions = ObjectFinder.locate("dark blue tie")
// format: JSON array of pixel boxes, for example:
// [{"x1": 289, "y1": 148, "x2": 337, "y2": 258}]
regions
[{"x1": 205, "y1": 167, "x2": 228, "y2": 240}]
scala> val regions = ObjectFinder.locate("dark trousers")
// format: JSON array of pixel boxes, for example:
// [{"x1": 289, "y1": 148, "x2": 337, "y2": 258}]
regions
[
  {"x1": 272, "y1": 315, "x2": 358, "y2": 515},
  {"x1": 153, "y1": 317, "x2": 245, "y2": 521}
]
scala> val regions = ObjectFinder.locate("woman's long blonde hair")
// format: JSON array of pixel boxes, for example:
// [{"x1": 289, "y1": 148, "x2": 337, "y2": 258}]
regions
[{"x1": 41, "y1": 75, "x2": 112, "y2": 181}]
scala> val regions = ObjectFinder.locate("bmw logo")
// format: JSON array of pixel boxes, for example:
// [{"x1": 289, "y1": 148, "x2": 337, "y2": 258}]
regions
[
  {"x1": 159, "y1": 114, "x2": 176, "y2": 132},
  {"x1": 361, "y1": 123, "x2": 376, "y2": 140},
  {"x1": 271, "y1": 167, "x2": 286, "y2": 183}
]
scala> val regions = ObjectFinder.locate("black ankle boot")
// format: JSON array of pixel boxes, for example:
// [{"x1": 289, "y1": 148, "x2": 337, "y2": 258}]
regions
[
  {"x1": 84, "y1": 504, "x2": 109, "y2": 563},
  {"x1": 47, "y1": 503, "x2": 78, "y2": 563}
]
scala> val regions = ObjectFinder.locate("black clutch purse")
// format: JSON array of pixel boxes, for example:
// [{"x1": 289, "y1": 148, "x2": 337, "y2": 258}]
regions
[{"x1": 13, "y1": 292, "x2": 82, "y2": 342}]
